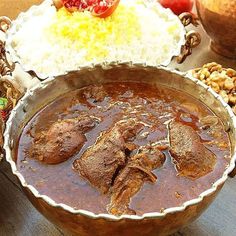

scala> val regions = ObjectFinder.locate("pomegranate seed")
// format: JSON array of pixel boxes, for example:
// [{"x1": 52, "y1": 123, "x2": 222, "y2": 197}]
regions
[{"x1": 1, "y1": 110, "x2": 9, "y2": 122}]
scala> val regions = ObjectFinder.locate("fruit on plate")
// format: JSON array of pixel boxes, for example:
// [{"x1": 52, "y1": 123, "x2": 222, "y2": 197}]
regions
[
  {"x1": 159, "y1": 0, "x2": 193, "y2": 15},
  {"x1": 53, "y1": 0, "x2": 120, "y2": 18},
  {"x1": 92, "y1": 0, "x2": 120, "y2": 18}
]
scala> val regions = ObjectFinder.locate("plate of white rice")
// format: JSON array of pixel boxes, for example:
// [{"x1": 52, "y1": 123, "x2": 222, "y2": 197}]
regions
[{"x1": 6, "y1": 0, "x2": 186, "y2": 79}]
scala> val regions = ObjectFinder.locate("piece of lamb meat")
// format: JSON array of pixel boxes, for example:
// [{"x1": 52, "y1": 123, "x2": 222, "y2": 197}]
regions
[
  {"x1": 73, "y1": 119, "x2": 144, "y2": 194},
  {"x1": 169, "y1": 121, "x2": 216, "y2": 179},
  {"x1": 30, "y1": 114, "x2": 96, "y2": 164},
  {"x1": 108, "y1": 145, "x2": 166, "y2": 216}
]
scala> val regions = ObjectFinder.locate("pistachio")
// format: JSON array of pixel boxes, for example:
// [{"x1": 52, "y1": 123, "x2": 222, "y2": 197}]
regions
[
  {"x1": 202, "y1": 68, "x2": 211, "y2": 78},
  {"x1": 210, "y1": 65, "x2": 222, "y2": 73},
  {"x1": 199, "y1": 73, "x2": 205, "y2": 81},
  {"x1": 210, "y1": 75, "x2": 221, "y2": 82},
  {"x1": 226, "y1": 68, "x2": 236, "y2": 77},
  {"x1": 210, "y1": 81, "x2": 220, "y2": 93},
  {"x1": 228, "y1": 94, "x2": 236, "y2": 105},
  {"x1": 224, "y1": 78, "x2": 234, "y2": 90}
]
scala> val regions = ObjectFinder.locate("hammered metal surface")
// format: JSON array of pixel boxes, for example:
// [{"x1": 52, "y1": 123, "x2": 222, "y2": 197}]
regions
[
  {"x1": 3, "y1": 63, "x2": 236, "y2": 236},
  {"x1": 196, "y1": 0, "x2": 236, "y2": 58}
]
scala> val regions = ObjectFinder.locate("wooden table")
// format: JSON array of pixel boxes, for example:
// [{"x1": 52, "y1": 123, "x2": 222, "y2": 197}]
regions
[{"x1": 0, "y1": 2, "x2": 236, "y2": 235}]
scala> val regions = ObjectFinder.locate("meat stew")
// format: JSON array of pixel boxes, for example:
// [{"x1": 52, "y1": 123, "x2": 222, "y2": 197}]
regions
[{"x1": 17, "y1": 82, "x2": 231, "y2": 216}]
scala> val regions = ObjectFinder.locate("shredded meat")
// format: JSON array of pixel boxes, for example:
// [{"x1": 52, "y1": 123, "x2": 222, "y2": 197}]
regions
[
  {"x1": 108, "y1": 145, "x2": 166, "y2": 216},
  {"x1": 200, "y1": 116, "x2": 228, "y2": 146},
  {"x1": 30, "y1": 115, "x2": 96, "y2": 164},
  {"x1": 200, "y1": 115, "x2": 219, "y2": 128},
  {"x1": 169, "y1": 121, "x2": 216, "y2": 179},
  {"x1": 83, "y1": 85, "x2": 108, "y2": 102},
  {"x1": 73, "y1": 119, "x2": 144, "y2": 194}
]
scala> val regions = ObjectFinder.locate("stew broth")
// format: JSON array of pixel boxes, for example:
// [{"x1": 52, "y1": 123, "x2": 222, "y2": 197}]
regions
[{"x1": 17, "y1": 82, "x2": 231, "y2": 215}]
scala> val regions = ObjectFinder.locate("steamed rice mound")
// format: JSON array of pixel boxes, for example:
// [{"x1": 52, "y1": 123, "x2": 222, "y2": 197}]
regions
[{"x1": 10, "y1": 0, "x2": 185, "y2": 76}]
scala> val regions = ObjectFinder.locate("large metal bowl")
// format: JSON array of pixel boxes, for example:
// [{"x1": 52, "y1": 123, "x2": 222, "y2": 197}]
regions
[{"x1": 3, "y1": 63, "x2": 236, "y2": 236}]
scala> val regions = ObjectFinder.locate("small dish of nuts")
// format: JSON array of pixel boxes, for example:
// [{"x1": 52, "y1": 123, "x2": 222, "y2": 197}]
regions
[{"x1": 191, "y1": 62, "x2": 236, "y2": 114}]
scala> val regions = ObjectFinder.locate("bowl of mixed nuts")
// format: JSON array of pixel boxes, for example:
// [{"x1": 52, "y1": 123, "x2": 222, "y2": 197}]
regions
[{"x1": 191, "y1": 62, "x2": 236, "y2": 114}]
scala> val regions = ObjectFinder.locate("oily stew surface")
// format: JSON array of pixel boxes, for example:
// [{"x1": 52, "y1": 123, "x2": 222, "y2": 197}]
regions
[{"x1": 17, "y1": 82, "x2": 231, "y2": 215}]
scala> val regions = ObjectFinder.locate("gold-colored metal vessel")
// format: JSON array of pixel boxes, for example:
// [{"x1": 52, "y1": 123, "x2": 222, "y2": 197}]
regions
[
  {"x1": 196, "y1": 0, "x2": 236, "y2": 58},
  {"x1": 4, "y1": 63, "x2": 236, "y2": 236}
]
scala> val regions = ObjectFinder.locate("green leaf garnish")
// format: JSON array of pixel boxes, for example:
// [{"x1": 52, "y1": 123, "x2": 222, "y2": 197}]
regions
[{"x1": 0, "y1": 98, "x2": 8, "y2": 110}]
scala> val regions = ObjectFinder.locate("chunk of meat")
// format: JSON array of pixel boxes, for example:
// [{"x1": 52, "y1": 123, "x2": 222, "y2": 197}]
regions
[
  {"x1": 169, "y1": 121, "x2": 216, "y2": 179},
  {"x1": 108, "y1": 145, "x2": 166, "y2": 216},
  {"x1": 83, "y1": 85, "x2": 108, "y2": 102},
  {"x1": 30, "y1": 115, "x2": 96, "y2": 164},
  {"x1": 200, "y1": 116, "x2": 230, "y2": 151},
  {"x1": 73, "y1": 119, "x2": 144, "y2": 194}
]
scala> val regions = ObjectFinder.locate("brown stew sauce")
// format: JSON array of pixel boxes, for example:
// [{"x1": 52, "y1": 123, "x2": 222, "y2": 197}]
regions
[{"x1": 17, "y1": 82, "x2": 231, "y2": 215}]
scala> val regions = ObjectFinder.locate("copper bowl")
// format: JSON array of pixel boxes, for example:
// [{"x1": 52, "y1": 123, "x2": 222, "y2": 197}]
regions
[
  {"x1": 3, "y1": 63, "x2": 236, "y2": 236},
  {"x1": 196, "y1": 0, "x2": 236, "y2": 58}
]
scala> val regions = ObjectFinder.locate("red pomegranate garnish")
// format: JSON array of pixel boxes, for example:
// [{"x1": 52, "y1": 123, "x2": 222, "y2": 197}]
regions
[
  {"x1": 92, "y1": 0, "x2": 120, "y2": 18},
  {"x1": 159, "y1": 0, "x2": 194, "y2": 15},
  {"x1": 0, "y1": 110, "x2": 9, "y2": 122},
  {"x1": 53, "y1": 0, "x2": 120, "y2": 18}
]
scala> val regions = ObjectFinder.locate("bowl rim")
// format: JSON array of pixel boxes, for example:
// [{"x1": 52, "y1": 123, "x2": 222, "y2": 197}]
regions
[
  {"x1": 4, "y1": 63, "x2": 236, "y2": 221},
  {"x1": 5, "y1": 0, "x2": 186, "y2": 80}
]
